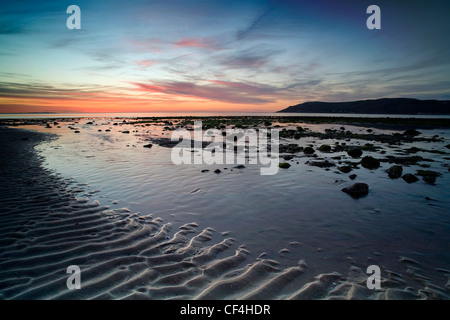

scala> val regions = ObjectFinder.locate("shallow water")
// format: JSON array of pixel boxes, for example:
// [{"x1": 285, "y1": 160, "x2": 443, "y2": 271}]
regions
[{"x1": 25, "y1": 118, "x2": 450, "y2": 289}]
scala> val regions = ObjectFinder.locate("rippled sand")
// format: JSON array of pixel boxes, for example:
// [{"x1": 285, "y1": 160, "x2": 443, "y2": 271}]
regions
[{"x1": 0, "y1": 126, "x2": 449, "y2": 300}]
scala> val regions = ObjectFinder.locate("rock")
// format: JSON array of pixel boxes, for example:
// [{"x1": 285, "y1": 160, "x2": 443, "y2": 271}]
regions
[
  {"x1": 86, "y1": 122, "x2": 94, "y2": 125},
  {"x1": 422, "y1": 176, "x2": 436, "y2": 184},
  {"x1": 279, "y1": 162, "x2": 291, "y2": 169},
  {"x1": 319, "y1": 144, "x2": 332, "y2": 152},
  {"x1": 403, "y1": 129, "x2": 421, "y2": 137},
  {"x1": 402, "y1": 173, "x2": 419, "y2": 183},
  {"x1": 303, "y1": 147, "x2": 315, "y2": 154},
  {"x1": 416, "y1": 170, "x2": 441, "y2": 184},
  {"x1": 349, "y1": 174, "x2": 357, "y2": 180},
  {"x1": 405, "y1": 147, "x2": 421, "y2": 154},
  {"x1": 98, "y1": 129, "x2": 102, "y2": 132},
  {"x1": 105, "y1": 129, "x2": 111, "y2": 132},
  {"x1": 361, "y1": 156, "x2": 380, "y2": 169},
  {"x1": 233, "y1": 165, "x2": 246, "y2": 169},
  {"x1": 283, "y1": 155, "x2": 294, "y2": 161},
  {"x1": 342, "y1": 183, "x2": 369, "y2": 198},
  {"x1": 386, "y1": 155, "x2": 430, "y2": 165},
  {"x1": 74, "y1": 130, "x2": 80, "y2": 133},
  {"x1": 280, "y1": 144, "x2": 303, "y2": 153},
  {"x1": 347, "y1": 148, "x2": 363, "y2": 158},
  {"x1": 445, "y1": 144, "x2": 450, "y2": 150},
  {"x1": 309, "y1": 160, "x2": 335, "y2": 168},
  {"x1": 143, "y1": 144, "x2": 153, "y2": 148},
  {"x1": 45, "y1": 123, "x2": 52, "y2": 128},
  {"x1": 201, "y1": 169, "x2": 209, "y2": 173},
  {"x1": 386, "y1": 165, "x2": 403, "y2": 179},
  {"x1": 121, "y1": 130, "x2": 130, "y2": 134},
  {"x1": 338, "y1": 166, "x2": 352, "y2": 173},
  {"x1": 416, "y1": 170, "x2": 441, "y2": 178},
  {"x1": 214, "y1": 169, "x2": 221, "y2": 174}
]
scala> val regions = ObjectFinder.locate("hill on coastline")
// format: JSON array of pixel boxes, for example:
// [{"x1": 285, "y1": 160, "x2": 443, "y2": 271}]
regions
[{"x1": 278, "y1": 98, "x2": 450, "y2": 115}]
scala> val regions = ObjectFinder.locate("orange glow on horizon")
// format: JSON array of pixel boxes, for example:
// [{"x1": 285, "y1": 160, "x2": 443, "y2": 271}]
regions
[{"x1": 0, "y1": 96, "x2": 288, "y2": 114}]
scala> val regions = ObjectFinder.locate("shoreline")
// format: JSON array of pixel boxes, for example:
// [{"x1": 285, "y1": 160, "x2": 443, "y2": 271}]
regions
[
  {"x1": 2, "y1": 115, "x2": 450, "y2": 130},
  {"x1": 0, "y1": 126, "x2": 449, "y2": 300}
]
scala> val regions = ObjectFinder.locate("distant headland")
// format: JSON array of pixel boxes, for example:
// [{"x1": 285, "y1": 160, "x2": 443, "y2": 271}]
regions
[{"x1": 278, "y1": 98, "x2": 450, "y2": 115}]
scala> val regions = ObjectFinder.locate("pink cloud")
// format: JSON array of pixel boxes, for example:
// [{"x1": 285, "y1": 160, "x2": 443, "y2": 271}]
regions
[
  {"x1": 135, "y1": 59, "x2": 156, "y2": 67},
  {"x1": 174, "y1": 38, "x2": 219, "y2": 50},
  {"x1": 133, "y1": 80, "x2": 277, "y2": 104},
  {"x1": 125, "y1": 38, "x2": 164, "y2": 53}
]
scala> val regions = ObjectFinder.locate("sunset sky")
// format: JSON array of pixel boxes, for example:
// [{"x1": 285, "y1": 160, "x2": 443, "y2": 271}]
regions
[{"x1": 1, "y1": 0, "x2": 449, "y2": 113}]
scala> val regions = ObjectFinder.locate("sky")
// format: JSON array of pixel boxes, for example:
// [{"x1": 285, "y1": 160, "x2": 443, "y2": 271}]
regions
[{"x1": 0, "y1": 0, "x2": 449, "y2": 113}]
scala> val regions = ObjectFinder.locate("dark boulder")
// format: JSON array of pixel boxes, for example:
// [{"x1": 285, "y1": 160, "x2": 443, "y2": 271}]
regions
[
  {"x1": 403, "y1": 129, "x2": 421, "y2": 137},
  {"x1": 416, "y1": 170, "x2": 441, "y2": 184},
  {"x1": 347, "y1": 148, "x2": 363, "y2": 158},
  {"x1": 319, "y1": 144, "x2": 332, "y2": 152},
  {"x1": 386, "y1": 165, "x2": 403, "y2": 179},
  {"x1": 338, "y1": 166, "x2": 352, "y2": 173},
  {"x1": 342, "y1": 183, "x2": 369, "y2": 198},
  {"x1": 422, "y1": 176, "x2": 436, "y2": 184},
  {"x1": 279, "y1": 162, "x2": 291, "y2": 169},
  {"x1": 402, "y1": 173, "x2": 419, "y2": 183},
  {"x1": 361, "y1": 156, "x2": 380, "y2": 169},
  {"x1": 309, "y1": 160, "x2": 335, "y2": 168}
]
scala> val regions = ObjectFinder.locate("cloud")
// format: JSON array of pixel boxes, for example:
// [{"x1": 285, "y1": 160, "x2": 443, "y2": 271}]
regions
[
  {"x1": 126, "y1": 38, "x2": 166, "y2": 53},
  {"x1": 0, "y1": 21, "x2": 27, "y2": 35},
  {"x1": 236, "y1": 6, "x2": 273, "y2": 41},
  {"x1": 0, "y1": 81, "x2": 113, "y2": 100},
  {"x1": 133, "y1": 80, "x2": 281, "y2": 104},
  {"x1": 328, "y1": 57, "x2": 449, "y2": 79},
  {"x1": 220, "y1": 47, "x2": 283, "y2": 70},
  {"x1": 135, "y1": 60, "x2": 156, "y2": 68},
  {"x1": 174, "y1": 38, "x2": 220, "y2": 50}
]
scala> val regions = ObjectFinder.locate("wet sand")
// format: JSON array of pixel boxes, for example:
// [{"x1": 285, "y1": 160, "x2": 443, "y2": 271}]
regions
[{"x1": 0, "y1": 125, "x2": 449, "y2": 300}]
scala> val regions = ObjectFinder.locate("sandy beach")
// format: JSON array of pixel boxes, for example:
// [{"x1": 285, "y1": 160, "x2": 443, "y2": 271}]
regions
[{"x1": 1, "y1": 118, "x2": 449, "y2": 300}]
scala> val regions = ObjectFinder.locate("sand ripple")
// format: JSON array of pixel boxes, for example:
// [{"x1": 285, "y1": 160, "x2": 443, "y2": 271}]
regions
[{"x1": 0, "y1": 127, "x2": 448, "y2": 300}]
